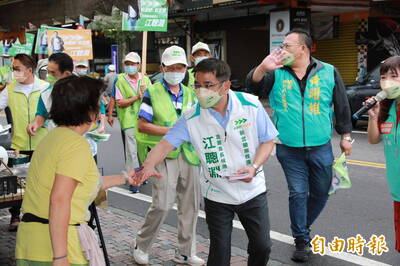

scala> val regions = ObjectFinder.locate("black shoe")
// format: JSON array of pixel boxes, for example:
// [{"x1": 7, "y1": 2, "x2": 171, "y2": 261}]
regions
[{"x1": 291, "y1": 238, "x2": 311, "y2": 263}]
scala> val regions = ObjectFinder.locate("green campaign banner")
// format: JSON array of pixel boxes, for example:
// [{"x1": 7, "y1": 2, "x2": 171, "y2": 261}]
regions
[
  {"x1": 122, "y1": 0, "x2": 168, "y2": 32},
  {"x1": 35, "y1": 26, "x2": 64, "y2": 55},
  {"x1": 0, "y1": 33, "x2": 35, "y2": 56}
]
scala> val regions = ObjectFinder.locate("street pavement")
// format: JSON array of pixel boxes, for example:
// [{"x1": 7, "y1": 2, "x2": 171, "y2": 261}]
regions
[{"x1": 0, "y1": 206, "x2": 289, "y2": 266}]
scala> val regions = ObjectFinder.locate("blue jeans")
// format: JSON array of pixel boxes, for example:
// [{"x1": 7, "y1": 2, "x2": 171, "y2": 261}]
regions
[{"x1": 276, "y1": 142, "x2": 333, "y2": 241}]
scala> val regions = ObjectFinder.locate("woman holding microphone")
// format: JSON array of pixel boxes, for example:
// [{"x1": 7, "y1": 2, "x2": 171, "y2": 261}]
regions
[{"x1": 366, "y1": 55, "x2": 400, "y2": 252}]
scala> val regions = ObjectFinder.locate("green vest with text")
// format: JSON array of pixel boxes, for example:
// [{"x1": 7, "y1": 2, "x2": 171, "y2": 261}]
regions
[
  {"x1": 381, "y1": 102, "x2": 400, "y2": 201},
  {"x1": 137, "y1": 81, "x2": 200, "y2": 165},
  {"x1": 115, "y1": 73, "x2": 151, "y2": 130},
  {"x1": 188, "y1": 68, "x2": 195, "y2": 88},
  {"x1": 269, "y1": 62, "x2": 335, "y2": 147},
  {"x1": 0, "y1": 66, "x2": 11, "y2": 85},
  {"x1": 7, "y1": 80, "x2": 48, "y2": 151}
]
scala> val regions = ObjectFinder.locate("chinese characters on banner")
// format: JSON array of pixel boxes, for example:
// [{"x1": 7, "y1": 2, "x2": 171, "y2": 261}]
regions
[
  {"x1": 0, "y1": 33, "x2": 35, "y2": 56},
  {"x1": 122, "y1": 0, "x2": 168, "y2": 32},
  {"x1": 47, "y1": 29, "x2": 93, "y2": 60}
]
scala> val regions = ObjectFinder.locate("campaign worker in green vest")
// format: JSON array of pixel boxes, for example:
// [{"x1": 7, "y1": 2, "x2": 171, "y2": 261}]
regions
[
  {"x1": 366, "y1": 56, "x2": 400, "y2": 252},
  {"x1": 27, "y1": 53, "x2": 74, "y2": 136},
  {"x1": 0, "y1": 54, "x2": 49, "y2": 231},
  {"x1": 246, "y1": 29, "x2": 353, "y2": 262},
  {"x1": 113, "y1": 52, "x2": 151, "y2": 193},
  {"x1": 188, "y1": 42, "x2": 212, "y2": 88},
  {"x1": 131, "y1": 45, "x2": 204, "y2": 265}
]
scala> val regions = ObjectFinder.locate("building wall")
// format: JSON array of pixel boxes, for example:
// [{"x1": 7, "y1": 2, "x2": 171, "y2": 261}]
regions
[
  {"x1": 313, "y1": 22, "x2": 359, "y2": 85},
  {"x1": 226, "y1": 29, "x2": 268, "y2": 87}
]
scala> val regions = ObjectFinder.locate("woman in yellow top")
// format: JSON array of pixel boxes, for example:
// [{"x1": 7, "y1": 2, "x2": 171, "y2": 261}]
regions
[{"x1": 15, "y1": 76, "x2": 136, "y2": 266}]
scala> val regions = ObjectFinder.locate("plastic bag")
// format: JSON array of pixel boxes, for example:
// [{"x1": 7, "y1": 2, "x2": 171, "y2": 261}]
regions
[{"x1": 329, "y1": 152, "x2": 351, "y2": 195}]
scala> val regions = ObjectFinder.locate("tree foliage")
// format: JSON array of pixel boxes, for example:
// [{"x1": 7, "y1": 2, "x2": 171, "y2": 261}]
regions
[{"x1": 92, "y1": 7, "x2": 136, "y2": 43}]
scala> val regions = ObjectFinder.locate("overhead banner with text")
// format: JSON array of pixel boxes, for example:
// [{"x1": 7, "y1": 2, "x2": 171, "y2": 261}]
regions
[
  {"x1": 0, "y1": 33, "x2": 35, "y2": 56},
  {"x1": 122, "y1": 0, "x2": 168, "y2": 32},
  {"x1": 47, "y1": 29, "x2": 93, "y2": 60}
]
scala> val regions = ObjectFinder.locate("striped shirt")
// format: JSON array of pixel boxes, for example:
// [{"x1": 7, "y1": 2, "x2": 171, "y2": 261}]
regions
[{"x1": 138, "y1": 79, "x2": 183, "y2": 122}]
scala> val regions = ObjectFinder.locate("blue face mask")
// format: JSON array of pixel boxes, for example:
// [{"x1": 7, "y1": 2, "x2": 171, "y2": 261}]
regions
[
  {"x1": 3, "y1": 58, "x2": 11, "y2": 66},
  {"x1": 194, "y1": 56, "x2": 208, "y2": 66},
  {"x1": 124, "y1": 65, "x2": 138, "y2": 75}
]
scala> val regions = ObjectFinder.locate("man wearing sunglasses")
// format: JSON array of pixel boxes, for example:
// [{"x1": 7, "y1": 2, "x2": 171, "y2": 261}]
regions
[
  {"x1": 246, "y1": 29, "x2": 352, "y2": 262},
  {"x1": 134, "y1": 58, "x2": 278, "y2": 266}
]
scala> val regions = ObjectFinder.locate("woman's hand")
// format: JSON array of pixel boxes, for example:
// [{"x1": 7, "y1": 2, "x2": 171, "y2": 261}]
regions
[
  {"x1": 365, "y1": 97, "x2": 380, "y2": 120},
  {"x1": 133, "y1": 165, "x2": 163, "y2": 186}
]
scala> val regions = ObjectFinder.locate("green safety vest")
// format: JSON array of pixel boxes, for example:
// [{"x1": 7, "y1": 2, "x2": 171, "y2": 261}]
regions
[
  {"x1": 115, "y1": 73, "x2": 151, "y2": 130},
  {"x1": 136, "y1": 81, "x2": 200, "y2": 165},
  {"x1": 269, "y1": 62, "x2": 335, "y2": 147},
  {"x1": 188, "y1": 68, "x2": 195, "y2": 89},
  {"x1": 381, "y1": 101, "x2": 400, "y2": 201},
  {"x1": 0, "y1": 66, "x2": 11, "y2": 85},
  {"x1": 7, "y1": 79, "x2": 48, "y2": 151}
]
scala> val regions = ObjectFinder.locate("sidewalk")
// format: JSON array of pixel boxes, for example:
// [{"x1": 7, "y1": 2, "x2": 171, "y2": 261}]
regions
[{"x1": 0, "y1": 206, "x2": 289, "y2": 266}]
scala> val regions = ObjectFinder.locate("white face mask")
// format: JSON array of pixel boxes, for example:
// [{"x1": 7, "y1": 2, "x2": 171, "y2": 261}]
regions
[
  {"x1": 13, "y1": 70, "x2": 28, "y2": 83},
  {"x1": 194, "y1": 56, "x2": 208, "y2": 66},
  {"x1": 76, "y1": 68, "x2": 88, "y2": 76},
  {"x1": 163, "y1": 71, "x2": 185, "y2": 86},
  {"x1": 381, "y1": 79, "x2": 400, "y2": 99},
  {"x1": 195, "y1": 87, "x2": 223, "y2": 109}
]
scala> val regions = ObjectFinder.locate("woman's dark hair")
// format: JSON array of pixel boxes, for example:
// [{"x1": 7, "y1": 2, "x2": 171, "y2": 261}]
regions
[
  {"x1": 49, "y1": 76, "x2": 104, "y2": 126},
  {"x1": 49, "y1": 53, "x2": 74, "y2": 73},
  {"x1": 378, "y1": 56, "x2": 400, "y2": 122},
  {"x1": 14, "y1": 54, "x2": 36, "y2": 72},
  {"x1": 193, "y1": 58, "x2": 231, "y2": 81}
]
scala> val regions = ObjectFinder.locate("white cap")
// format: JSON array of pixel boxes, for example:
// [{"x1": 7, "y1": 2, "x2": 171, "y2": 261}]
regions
[
  {"x1": 124, "y1": 52, "x2": 141, "y2": 63},
  {"x1": 108, "y1": 64, "x2": 116, "y2": 71},
  {"x1": 76, "y1": 60, "x2": 89, "y2": 67},
  {"x1": 191, "y1": 42, "x2": 210, "y2": 55},
  {"x1": 162, "y1": 45, "x2": 187, "y2": 66}
]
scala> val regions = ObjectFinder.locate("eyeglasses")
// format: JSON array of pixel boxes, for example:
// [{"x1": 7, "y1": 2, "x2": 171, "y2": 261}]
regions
[
  {"x1": 279, "y1": 43, "x2": 302, "y2": 49},
  {"x1": 192, "y1": 81, "x2": 225, "y2": 90}
]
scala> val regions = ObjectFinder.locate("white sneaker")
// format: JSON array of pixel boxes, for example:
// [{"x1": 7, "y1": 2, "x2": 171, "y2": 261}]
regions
[
  {"x1": 173, "y1": 253, "x2": 205, "y2": 265},
  {"x1": 130, "y1": 239, "x2": 149, "y2": 265}
]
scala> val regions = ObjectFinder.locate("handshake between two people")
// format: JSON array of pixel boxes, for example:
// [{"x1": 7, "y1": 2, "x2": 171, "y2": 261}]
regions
[{"x1": 128, "y1": 164, "x2": 163, "y2": 187}]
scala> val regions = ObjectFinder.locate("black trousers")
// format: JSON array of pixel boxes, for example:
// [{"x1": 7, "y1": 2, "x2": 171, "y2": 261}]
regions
[{"x1": 204, "y1": 192, "x2": 272, "y2": 266}]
